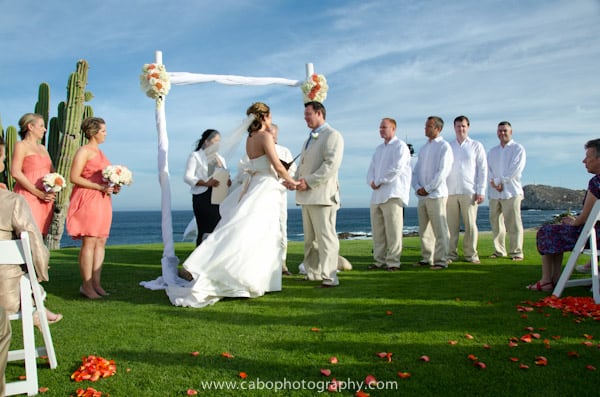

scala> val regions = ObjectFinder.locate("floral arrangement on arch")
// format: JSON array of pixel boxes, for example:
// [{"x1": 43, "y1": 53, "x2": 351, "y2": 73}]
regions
[
  {"x1": 42, "y1": 172, "x2": 66, "y2": 192},
  {"x1": 102, "y1": 165, "x2": 133, "y2": 187},
  {"x1": 301, "y1": 74, "x2": 328, "y2": 104},
  {"x1": 140, "y1": 63, "x2": 171, "y2": 100}
]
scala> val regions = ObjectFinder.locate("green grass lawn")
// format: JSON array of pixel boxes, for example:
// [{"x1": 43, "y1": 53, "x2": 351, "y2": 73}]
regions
[{"x1": 5, "y1": 231, "x2": 600, "y2": 396}]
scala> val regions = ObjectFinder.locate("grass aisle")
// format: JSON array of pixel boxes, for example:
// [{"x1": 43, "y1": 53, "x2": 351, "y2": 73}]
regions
[{"x1": 6, "y1": 231, "x2": 599, "y2": 396}]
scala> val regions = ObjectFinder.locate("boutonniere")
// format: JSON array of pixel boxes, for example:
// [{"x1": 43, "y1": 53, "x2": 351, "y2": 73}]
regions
[{"x1": 311, "y1": 131, "x2": 319, "y2": 140}]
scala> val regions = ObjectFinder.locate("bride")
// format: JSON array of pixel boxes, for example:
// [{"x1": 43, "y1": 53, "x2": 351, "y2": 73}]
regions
[{"x1": 166, "y1": 102, "x2": 298, "y2": 307}]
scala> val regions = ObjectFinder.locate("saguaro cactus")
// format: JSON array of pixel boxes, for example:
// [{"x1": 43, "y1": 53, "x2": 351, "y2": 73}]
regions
[
  {"x1": 46, "y1": 60, "x2": 92, "y2": 249},
  {"x1": 3, "y1": 126, "x2": 17, "y2": 191},
  {"x1": 35, "y1": 83, "x2": 50, "y2": 146}
]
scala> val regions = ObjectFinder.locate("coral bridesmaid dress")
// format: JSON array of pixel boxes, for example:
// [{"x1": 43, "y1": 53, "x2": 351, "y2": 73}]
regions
[
  {"x1": 13, "y1": 154, "x2": 54, "y2": 235},
  {"x1": 67, "y1": 151, "x2": 113, "y2": 239}
]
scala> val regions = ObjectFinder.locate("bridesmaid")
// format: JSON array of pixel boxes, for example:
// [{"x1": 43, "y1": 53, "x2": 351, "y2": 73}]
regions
[
  {"x1": 11, "y1": 113, "x2": 56, "y2": 236},
  {"x1": 67, "y1": 117, "x2": 119, "y2": 299}
]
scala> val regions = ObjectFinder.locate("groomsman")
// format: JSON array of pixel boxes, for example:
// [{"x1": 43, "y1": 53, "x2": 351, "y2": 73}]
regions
[
  {"x1": 411, "y1": 116, "x2": 453, "y2": 269},
  {"x1": 446, "y1": 115, "x2": 487, "y2": 264},
  {"x1": 294, "y1": 101, "x2": 344, "y2": 287},
  {"x1": 366, "y1": 118, "x2": 412, "y2": 271},
  {"x1": 487, "y1": 121, "x2": 526, "y2": 260}
]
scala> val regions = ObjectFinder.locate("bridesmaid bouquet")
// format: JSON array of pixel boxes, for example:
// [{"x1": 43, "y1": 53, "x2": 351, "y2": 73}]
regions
[
  {"x1": 42, "y1": 172, "x2": 66, "y2": 192},
  {"x1": 102, "y1": 165, "x2": 133, "y2": 187}
]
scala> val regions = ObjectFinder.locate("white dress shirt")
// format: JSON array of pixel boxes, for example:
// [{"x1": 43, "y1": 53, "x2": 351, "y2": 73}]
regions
[
  {"x1": 411, "y1": 136, "x2": 453, "y2": 199},
  {"x1": 367, "y1": 136, "x2": 412, "y2": 205},
  {"x1": 447, "y1": 137, "x2": 488, "y2": 196},
  {"x1": 487, "y1": 140, "x2": 526, "y2": 199},
  {"x1": 183, "y1": 150, "x2": 227, "y2": 195}
]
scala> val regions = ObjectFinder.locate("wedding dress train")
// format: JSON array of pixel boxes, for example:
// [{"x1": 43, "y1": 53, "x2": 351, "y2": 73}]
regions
[{"x1": 166, "y1": 155, "x2": 284, "y2": 307}]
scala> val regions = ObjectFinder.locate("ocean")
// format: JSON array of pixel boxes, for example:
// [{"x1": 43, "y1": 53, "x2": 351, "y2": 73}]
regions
[{"x1": 60, "y1": 207, "x2": 563, "y2": 247}]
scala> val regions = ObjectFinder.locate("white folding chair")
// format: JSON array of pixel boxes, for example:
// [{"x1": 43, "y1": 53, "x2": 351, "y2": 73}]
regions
[
  {"x1": 552, "y1": 200, "x2": 600, "y2": 304},
  {"x1": 0, "y1": 231, "x2": 57, "y2": 396}
]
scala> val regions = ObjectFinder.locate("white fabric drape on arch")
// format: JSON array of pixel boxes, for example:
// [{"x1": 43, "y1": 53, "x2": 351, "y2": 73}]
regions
[{"x1": 140, "y1": 50, "x2": 309, "y2": 290}]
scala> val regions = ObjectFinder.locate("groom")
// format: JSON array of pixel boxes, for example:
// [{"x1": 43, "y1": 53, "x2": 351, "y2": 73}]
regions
[{"x1": 293, "y1": 101, "x2": 344, "y2": 287}]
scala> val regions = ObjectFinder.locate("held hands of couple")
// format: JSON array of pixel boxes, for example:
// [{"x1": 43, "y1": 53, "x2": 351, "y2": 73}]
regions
[{"x1": 283, "y1": 178, "x2": 304, "y2": 191}]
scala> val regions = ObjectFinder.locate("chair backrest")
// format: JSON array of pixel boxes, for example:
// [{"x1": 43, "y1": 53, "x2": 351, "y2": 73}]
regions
[{"x1": 0, "y1": 232, "x2": 39, "y2": 282}]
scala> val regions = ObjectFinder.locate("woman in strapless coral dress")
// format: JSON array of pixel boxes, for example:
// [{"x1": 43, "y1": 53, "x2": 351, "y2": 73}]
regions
[
  {"x1": 67, "y1": 117, "x2": 119, "y2": 300},
  {"x1": 11, "y1": 113, "x2": 56, "y2": 236}
]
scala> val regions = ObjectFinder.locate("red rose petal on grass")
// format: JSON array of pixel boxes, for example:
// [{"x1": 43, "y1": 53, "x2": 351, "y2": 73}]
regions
[
  {"x1": 448, "y1": 340, "x2": 458, "y2": 345},
  {"x1": 508, "y1": 341, "x2": 518, "y2": 347},
  {"x1": 39, "y1": 387, "x2": 49, "y2": 393},
  {"x1": 376, "y1": 352, "x2": 387, "y2": 358},
  {"x1": 365, "y1": 375, "x2": 377, "y2": 386},
  {"x1": 474, "y1": 361, "x2": 486, "y2": 369},
  {"x1": 397, "y1": 371, "x2": 411, "y2": 379},
  {"x1": 535, "y1": 356, "x2": 548, "y2": 366},
  {"x1": 520, "y1": 314, "x2": 529, "y2": 319},
  {"x1": 328, "y1": 378, "x2": 343, "y2": 392},
  {"x1": 465, "y1": 334, "x2": 474, "y2": 340},
  {"x1": 386, "y1": 352, "x2": 393, "y2": 362},
  {"x1": 531, "y1": 333, "x2": 541, "y2": 339},
  {"x1": 519, "y1": 363, "x2": 529, "y2": 369},
  {"x1": 329, "y1": 356, "x2": 338, "y2": 364},
  {"x1": 524, "y1": 326, "x2": 534, "y2": 331},
  {"x1": 582, "y1": 341, "x2": 594, "y2": 347},
  {"x1": 586, "y1": 365, "x2": 597, "y2": 371},
  {"x1": 467, "y1": 354, "x2": 478, "y2": 361},
  {"x1": 584, "y1": 334, "x2": 594, "y2": 340},
  {"x1": 419, "y1": 355, "x2": 430, "y2": 362},
  {"x1": 187, "y1": 389, "x2": 198, "y2": 396},
  {"x1": 483, "y1": 344, "x2": 491, "y2": 349},
  {"x1": 320, "y1": 368, "x2": 332, "y2": 376},
  {"x1": 568, "y1": 351, "x2": 580, "y2": 357},
  {"x1": 520, "y1": 334, "x2": 532, "y2": 343},
  {"x1": 510, "y1": 357, "x2": 519, "y2": 362},
  {"x1": 356, "y1": 391, "x2": 371, "y2": 397},
  {"x1": 386, "y1": 310, "x2": 393, "y2": 316},
  {"x1": 311, "y1": 327, "x2": 321, "y2": 332},
  {"x1": 221, "y1": 352, "x2": 234, "y2": 359},
  {"x1": 551, "y1": 335, "x2": 561, "y2": 340},
  {"x1": 239, "y1": 372, "x2": 248, "y2": 379},
  {"x1": 190, "y1": 351, "x2": 199, "y2": 356},
  {"x1": 18, "y1": 375, "x2": 26, "y2": 380}
]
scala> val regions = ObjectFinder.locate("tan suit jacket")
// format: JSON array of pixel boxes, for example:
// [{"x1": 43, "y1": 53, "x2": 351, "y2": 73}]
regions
[
  {"x1": 295, "y1": 123, "x2": 344, "y2": 205},
  {"x1": 0, "y1": 189, "x2": 49, "y2": 313}
]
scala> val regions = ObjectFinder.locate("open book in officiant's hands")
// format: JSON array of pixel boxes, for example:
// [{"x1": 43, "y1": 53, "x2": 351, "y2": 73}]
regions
[
  {"x1": 280, "y1": 153, "x2": 301, "y2": 170},
  {"x1": 210, "y1": 168, "x2": 230, "y2": 204}
]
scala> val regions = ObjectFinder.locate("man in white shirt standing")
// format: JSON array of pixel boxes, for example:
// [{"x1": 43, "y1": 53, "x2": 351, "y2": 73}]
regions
[
  {"x1": 366, "y1": 118, "x2": 412, "y2": 271},
  {"x1": 446, "y1": 115, "x2": 488, "y2": 264},
  {"x1": 487, "y1": 121, "x2": 526, "y2": 261},
  {"x1": 412, "y1": 116, "x2": 454, "y2": 269}
]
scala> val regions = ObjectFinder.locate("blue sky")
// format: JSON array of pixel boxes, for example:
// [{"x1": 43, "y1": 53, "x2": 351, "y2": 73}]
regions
[{"x1": 1, "y1": 0, "x2": 599, "y2": 210}]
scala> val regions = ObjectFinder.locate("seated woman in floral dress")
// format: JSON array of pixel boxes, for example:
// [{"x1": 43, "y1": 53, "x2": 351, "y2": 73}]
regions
[{"x1": 527, "y1": 138, "x2": 600, "y2": 291}]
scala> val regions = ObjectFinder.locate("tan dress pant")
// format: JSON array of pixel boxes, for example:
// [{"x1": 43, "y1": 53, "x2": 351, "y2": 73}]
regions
[
  {"x1": 301, "y1": 205, "x2": 339, "y2": 286},
  {"x1": 370, "y1": 198, "x2": 404, "y2": 268},
  {"x1": 417, "y1": 197, "x2": 450, "y2": 267},
  {"x1": 489, "y1": 196, "x2": 524, "y2": 257},
  {"x1": 447, "y1": 194, "x2": 480, "y2": 262}
]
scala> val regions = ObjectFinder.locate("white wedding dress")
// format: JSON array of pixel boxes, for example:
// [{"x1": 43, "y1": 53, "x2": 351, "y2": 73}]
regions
[{"x1": 166, "y1": 155, "x2": 284, "y2": 307}]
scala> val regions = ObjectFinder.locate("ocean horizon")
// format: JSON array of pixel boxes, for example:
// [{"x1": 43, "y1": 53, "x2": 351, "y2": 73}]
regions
[{"x1": 60, "y1": 206, "x2": 563, "y2": 248}]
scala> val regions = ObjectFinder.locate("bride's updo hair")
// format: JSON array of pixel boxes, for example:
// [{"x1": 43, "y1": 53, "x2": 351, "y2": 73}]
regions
[{"x1": 246, "y1": 102, "x2": 270, "y2": 134}]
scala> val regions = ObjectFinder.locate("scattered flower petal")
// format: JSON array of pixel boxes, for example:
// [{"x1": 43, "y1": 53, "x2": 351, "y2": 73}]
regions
[
  {"x1": 386, "y1": 352, "x2": 393, "y2": 362},
  {"x1": 519, "y1": 363, "x2": 529, "y2": 369},
  {"x1": 474, "y1": 361, "x2": 486, "y2": 369},
  {"x1": 551, "y1": 335, "x2": 561, "y2": 340},
  {"x1": 567, "y1": 351, "x2": 580, "y2": 358},
  {"x1": 356, "y1": 390, "x2": 371, "y2": 397},
  {"x1": 187, "y1": 389, "x2": 198, "y2": 396},
  {"x1": 397, "y1": 372, "x2": 411, "y2": 379},
  {"x1": 329, "y1": 356, "x2": 338, "y2": 364},
  {"x1": 311, "y1": 327, "x2": 321, "y2": 332},
  {"x1": 419, "y1": 355, "x2": 430, "y2": 362},
  {"x1": 508, "y1": 341, "x2": 518, "y2": 347},
  {"x1": 483, "y1": 344, "x2": 491, "y2": 349},
  {"x1": 239, "y1": 372, "x2": 248, "y2": 379},
  {"x1": 376, "y1": 352, "x2": 387, "y2": 358},
  {"x1": 584, "y1": 334, "x2": 594, "y2": 340},
  {"x1": 365, "y1": 375, "x2": 377, "y2": 386},
  {"x1": 39, "y1": 387, "x2": 49, "y2": 393},
  {"x1": 448, "y1": 340, "x2": 458, "y2": 345},
  {"x1": 465, "y1": 334, "x2": 474, "y2": 340},
  {"x1": 221, "y1": 352, "x2": 234, "y2": 359},
  {"x1": 510, "y1": 357, "x2": 519, "y2": 362},
  {"x1": 386, "y1": 310, "x2": 393, "y2": 316},
  {"x1": 70, "y1": 355, "x2": 116, "y2": 383},
  {"x1": 190, "y1": 351, "x2": 199, "y2": 357},
  {"x1": 320, "y1": 368, "x2": 332, "y2": 377},
  {"x1": 582, "y1": 341, "x2": 594, "y2": 347},
  {"x1": 524, "y1": 326, "x2": 534, "y2": 331},
  {"x1": 586, "y1": 365, "x2": 597, "y2": 371},
  {"x1": 520, "y1": 334, "x2": 532, "y2": 343},
  {"x1": 535, "y1": 356, "x2": 548, "y2": 366},
  {"x1": 467, "y1": 354, "x2": 478, "y2": 361}
]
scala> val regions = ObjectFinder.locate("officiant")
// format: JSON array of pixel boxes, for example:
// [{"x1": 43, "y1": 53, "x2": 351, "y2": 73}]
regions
[{"x1": 184, "y1": 129, "x2": 228, "y2": 246}]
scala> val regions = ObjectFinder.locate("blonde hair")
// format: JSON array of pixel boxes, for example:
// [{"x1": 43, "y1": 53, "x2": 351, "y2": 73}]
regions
[
  {"x1": 246, "y1": 102, "x2": 270, "y2": 134},
  {"x1": 18, "y1": 113, "x2": 43, "y2": 139}
]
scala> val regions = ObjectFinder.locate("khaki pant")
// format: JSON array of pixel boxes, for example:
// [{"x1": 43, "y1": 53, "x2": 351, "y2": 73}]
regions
[
  {"x1": 489, "y1": 196, "x2": 524, "y2": 257},
  {"x1": 370, "y1": 198, "x2": 404, "y2": 268},
  {"x1": 301, "y1": 205, "x2": 339, "y2": 286},
  {"x1": 0, "y1": 306, "x2": 11, "y2": 397},
  {"x1": 447, "y1": 194, "x2": 480, "y2": 262},
  {"x1": 417, "y1": 197, "x2": 450, "y2": 267}
]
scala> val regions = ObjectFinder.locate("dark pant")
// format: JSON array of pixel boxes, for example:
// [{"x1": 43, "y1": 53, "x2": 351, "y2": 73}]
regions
[{"x1": 192, "y1": 189, "x2": 221, "y2": 246}]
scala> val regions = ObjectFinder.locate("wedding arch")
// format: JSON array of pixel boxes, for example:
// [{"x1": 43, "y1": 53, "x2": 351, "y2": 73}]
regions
[{"x1": 139, "y1": 51, "x2": 325, "y2": 289}]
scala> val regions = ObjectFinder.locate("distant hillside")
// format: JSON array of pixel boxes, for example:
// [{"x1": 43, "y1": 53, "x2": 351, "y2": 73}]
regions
[{"x1": 522, "y1": 184, "x2": 585, "y2": 210}]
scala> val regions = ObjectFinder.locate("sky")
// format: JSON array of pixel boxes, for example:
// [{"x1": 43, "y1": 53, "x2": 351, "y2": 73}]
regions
[{"x1": 1, "y1": 0, "x2": 599, "y2": 211}]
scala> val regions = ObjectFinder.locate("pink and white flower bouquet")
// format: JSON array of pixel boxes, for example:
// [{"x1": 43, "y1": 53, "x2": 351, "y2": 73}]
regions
[
  {"x1": 102, "y1": 165, "x2": 133, "y2": 187},
  {"x1": 42, "y1": 172, "x2": 66, "y2": 192}
]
